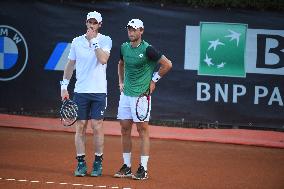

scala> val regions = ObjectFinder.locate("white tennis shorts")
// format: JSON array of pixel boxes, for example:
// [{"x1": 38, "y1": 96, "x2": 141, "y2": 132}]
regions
[{"x1": 117, "y1": 93, "x2": 151, "y2": 122}]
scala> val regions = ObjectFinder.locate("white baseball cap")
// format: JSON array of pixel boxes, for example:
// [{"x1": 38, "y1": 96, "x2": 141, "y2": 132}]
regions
[
  {"x1": 127, "y1": 19, "x2": 144, "y2": 29},
  {"x1": 87, "y1": 11, "x2": 102, "y2": 23}
]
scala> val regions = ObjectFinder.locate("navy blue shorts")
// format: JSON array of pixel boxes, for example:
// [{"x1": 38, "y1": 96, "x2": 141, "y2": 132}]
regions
[{"x1": 73, "y1": 93, "x2": 107, "y2": 120}]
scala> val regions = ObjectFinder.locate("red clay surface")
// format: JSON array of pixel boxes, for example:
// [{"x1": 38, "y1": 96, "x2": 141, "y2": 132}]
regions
[{"x1": 0, "y1": 114, "x2": 284, "y2": 189}]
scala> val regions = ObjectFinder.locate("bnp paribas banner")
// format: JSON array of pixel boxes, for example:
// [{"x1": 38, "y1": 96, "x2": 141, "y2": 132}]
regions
[
  {"x1": 184, "y1": 22, "x2": 284, "y2": 126},
  {"x1": 185, "y1": 23, "x2": 284, "y2": 75},
  {"x1": 199, "y1": 22, "x2": 247, "y2": 77}
]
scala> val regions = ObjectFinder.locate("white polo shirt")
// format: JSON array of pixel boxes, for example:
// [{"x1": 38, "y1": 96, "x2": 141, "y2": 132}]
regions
[{"x1": 68, "y1": 33, "x2": 112, "y2": 93}]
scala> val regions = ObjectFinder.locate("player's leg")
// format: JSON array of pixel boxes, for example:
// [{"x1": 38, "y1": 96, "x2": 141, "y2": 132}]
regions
[
  {"x1": 114, "y1": 94, "x2": 133, "y2": 178},
  {"x1": 75, "y1": 120, "x2": 88, "y2": 156},
  {"x1": 73, "y1": 93, "x2": 90, "y2": 176},
  {"x1": 90, "y1": 119, "x2": 104, "y2": 176},
  {"x1": 91, "y1": 119, "x2": 104, "y2": 155},
  {"x1": 131, "y1": 96, "x2": 151, "y2": 180},
  {"x1": 136, "y1": 121, "x2": 150, "y2": 156},
  {"x1": 89, "y1": 93, "x2": 107, "y2": 176},
  {"x1": 74, "y1": 120, "x2": 88, "y2": 176},
  {"x1": 114, "y1": 119, "x2": 133, "y2": 178},
  {"x1": 121, "y1": 119, "x2": 133, "y2": 165},
  {"x1": 132, "y1": 121, "x2": 150, "y2": 180}
]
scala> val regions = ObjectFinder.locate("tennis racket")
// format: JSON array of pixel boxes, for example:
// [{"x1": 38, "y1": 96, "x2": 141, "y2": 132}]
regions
[
  {"x1": 135, "y1": 90, "x2": 150, "y2": 121},
  {"x1": 60, "y1": 98, "x2": 78, "y2": 127}
]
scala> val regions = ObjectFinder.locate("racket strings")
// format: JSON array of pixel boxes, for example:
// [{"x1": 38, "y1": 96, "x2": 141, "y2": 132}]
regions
[
  {"x1": 60, "y1": 99, "x2": 78, "y2": 126},
  {"x1": 136, "y1": 96, "x2": 149, "y2": 119},
  {"x1": 63, "y1": 103, "x2": 78, "y2": 118}
]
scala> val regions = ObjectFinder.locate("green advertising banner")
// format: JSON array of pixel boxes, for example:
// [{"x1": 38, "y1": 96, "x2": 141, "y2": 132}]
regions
[{"x1": 199, "y1": 22, "x2": 247, "y2": 77}]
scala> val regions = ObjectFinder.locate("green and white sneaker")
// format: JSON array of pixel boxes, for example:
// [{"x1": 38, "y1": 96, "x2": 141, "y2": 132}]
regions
[
  {"x1": 90, "y1": 161, "x2": 102, "y2": 177},
  {"x1": 74, "y1": 161, "x2": 87, "y2": 177}
]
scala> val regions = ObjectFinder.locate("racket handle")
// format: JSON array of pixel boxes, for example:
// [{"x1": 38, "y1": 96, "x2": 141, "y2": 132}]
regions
[{"x1": 147, "y1": 96, "x2": 150, "y2": 101}]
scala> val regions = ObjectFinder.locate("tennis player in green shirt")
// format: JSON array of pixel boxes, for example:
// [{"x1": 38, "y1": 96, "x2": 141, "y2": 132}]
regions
[{"x1": 114, "y1": 18, "x2": 172, "y2": 180}]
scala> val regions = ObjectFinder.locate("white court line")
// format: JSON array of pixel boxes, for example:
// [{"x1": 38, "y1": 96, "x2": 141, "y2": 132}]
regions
[
  {"x1": 0, "y1": 177, "x2": 133, "y2": 188},
  {"x1": 18, "y1": 179, "x2": 28, "y2": 182},
  {"x1": 46, "y1": 181, "x2": 55, "y2": 184},
  {"x1": 5, "y1": 179, "x2": 16, "y2": 181},
  {"x1": 72, "y1": 183, "x2": 82, "y2": 186}
]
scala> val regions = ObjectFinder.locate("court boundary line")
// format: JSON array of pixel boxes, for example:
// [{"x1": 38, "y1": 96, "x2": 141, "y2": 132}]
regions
[{"x1": 0, "y1": 177, "x2": 129, "y2": 188}]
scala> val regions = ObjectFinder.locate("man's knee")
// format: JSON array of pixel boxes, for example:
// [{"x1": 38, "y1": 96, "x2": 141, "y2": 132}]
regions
[
  {"x1": 120, "y1": 120, "x2": 132, "y2": 136},
  {"x1": 121, "y1": 125, "x2": 131, "y2": 136},
  {"x1": 76, "y1": 120, "x2": 87, "y2": 134},
  {"x1": 91, "y1": 119, "x2": 103, "y2": 134},
  {"x1": 136, "y1": 123, "x2": 149, "y2": 136}
]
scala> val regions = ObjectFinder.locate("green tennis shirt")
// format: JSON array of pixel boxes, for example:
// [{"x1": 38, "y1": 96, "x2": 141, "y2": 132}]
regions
[{"x1": 120, "y1": 40, "x2": 162, "y2": 97}]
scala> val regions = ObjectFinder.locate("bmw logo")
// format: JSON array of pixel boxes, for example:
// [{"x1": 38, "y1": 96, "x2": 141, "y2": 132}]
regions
[{"x1": 0, "y1": 25, "x2": 28, "y2": 81}]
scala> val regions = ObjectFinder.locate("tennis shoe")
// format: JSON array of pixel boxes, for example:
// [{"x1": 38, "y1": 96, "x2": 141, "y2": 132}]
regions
[
  {"x1": 90, "y1": 161, "x2": 103, "y2": 177},
  {"x1": 114, "y1": 164, "x2": 132, "y2": 178},
  {"x1": 74, "y1": 161, "x2": 87, "y2": 177},
  {"x1": 132, "y1": 164, "x2": 148, "y2": 180}
]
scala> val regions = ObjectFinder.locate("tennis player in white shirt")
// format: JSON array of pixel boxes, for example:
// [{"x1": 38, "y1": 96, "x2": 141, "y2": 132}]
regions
[{"x1": 60, "y1": 10, "x2": 112, "y2": 177}]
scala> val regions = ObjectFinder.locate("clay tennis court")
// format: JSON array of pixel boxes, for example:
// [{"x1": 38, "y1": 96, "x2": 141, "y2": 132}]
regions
[{"x1": 0, "y1": 114, "x2": 284, "y2": 189}]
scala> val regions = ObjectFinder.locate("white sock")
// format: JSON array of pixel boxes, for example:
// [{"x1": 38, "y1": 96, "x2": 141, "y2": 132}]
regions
[
  {"x1": 77, "y1": 153, "x2": 85, "y2": 157},
  {"x1": 95, "y1": 153, "x2": 103, "y2": 156},
  {"x1": 141, "y1": 156, "x2": 149, "y2": 171},
  {"x1": 123, "y1": 153, "x2": 131, "y2": 167}
]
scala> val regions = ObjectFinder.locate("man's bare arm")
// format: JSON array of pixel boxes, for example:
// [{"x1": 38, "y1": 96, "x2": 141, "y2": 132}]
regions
[
  {"x1": 95, "y1": 49, "x2": 110, "y2": 65},
  {"x1": 150, "y1": 55, "x2": 172, "y2": 94},
  {"x1": 63, "y1": 59, "x2": 75, "y2": 80},
  {"x1": 118, "y1": 59, "x2": 125, "y2": 92}
]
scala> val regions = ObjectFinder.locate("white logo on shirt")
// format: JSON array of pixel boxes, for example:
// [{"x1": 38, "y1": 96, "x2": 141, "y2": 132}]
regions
[{"x1": 139, "y1": 54, "x2": 143, "y2": 58}]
